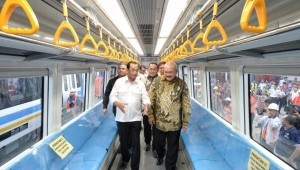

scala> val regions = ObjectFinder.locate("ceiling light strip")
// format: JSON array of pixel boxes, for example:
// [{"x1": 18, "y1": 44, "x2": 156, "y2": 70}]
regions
[{"x1": 96, "y1": 0, "x2": 144, "y2": 55}]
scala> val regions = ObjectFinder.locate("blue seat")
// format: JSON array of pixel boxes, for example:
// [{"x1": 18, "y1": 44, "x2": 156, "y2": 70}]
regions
[
  {"x1": 181, "y1": 100, "x2": 284, "y2": 170},
  {"x1": 6, "y1": 103, "x2": 118, "y2": 170}
]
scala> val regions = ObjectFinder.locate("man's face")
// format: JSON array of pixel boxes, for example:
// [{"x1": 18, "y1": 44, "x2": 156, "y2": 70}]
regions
[
  {"x1": 118, "y1": 65, "x2": 127, "y2": 76},
  {"x1": 164, "y1": 64, "x2": 177, "y2": 82},
  {"x1": 159, "y1": 64, "x2": 165, "y2": 75},
  {"x1": 128, "y1": 63, "x2": 139, "y2": 81},
  {"x1": 140, "y1": 67, "x2": 146, "y2": 74},
  {"x1": 148, "y1": 64, "x2": 158, "y2": 77}
]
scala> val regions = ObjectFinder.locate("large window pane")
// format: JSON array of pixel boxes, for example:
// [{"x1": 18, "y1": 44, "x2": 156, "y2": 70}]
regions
[
  {"x1": 62, "y1": 73, "x2": 86, "y2": 125},
  {"x1": 110, "y1": 66, "x2": 116, "y2": 79},
  {"x1": 209, "y1": 72, "x2": 232, "y2": 123},
  {"x1": 0, "y1": 77, "x2": 43, "y2": 166},
  {"x1": 95, "y1": 71, "x2": 105, "y2": 104},
  {"x1": 249, "y1": 74, "x2": 300, "y2": 169},
  {"x1": 192, "y1": 70, "x2": 202, "y2": 103},
  {"x1": 182, "y1": 66, "x2": 189, "y2": 85}
]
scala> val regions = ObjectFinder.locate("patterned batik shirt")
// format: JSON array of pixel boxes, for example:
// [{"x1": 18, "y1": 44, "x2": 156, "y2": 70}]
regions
[{"x1": 148, "y1": 76, "x2": 191, "y2": 132}]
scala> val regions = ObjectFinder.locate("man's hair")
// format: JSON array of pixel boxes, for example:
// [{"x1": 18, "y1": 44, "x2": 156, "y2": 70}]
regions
[
  {"x1": 158, "y1": 61, "x2": 166, "y2": 68},
  {"x1": 283, "y1": 115, "x2": 294, "y2": 125},
  {"x1": 139, "y1": 65, "x2": 146, "y2": 69},
  {"x1": 127, "y1": 61, "x2": 139, "y2": 69},
  {"x1": 149, "y1": 63, "x2": 158, "y2": 68},
  {"x1": 118, "y1": 63, "x2": 127, "y2": 68},
  {"x1": 165, "y1": 61, "x2": 178, "y2": 71}
]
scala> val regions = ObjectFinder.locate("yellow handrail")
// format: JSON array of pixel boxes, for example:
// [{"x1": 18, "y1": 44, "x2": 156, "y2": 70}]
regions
[
  {"x1": 96, "y1": 27, "x2": 109, "y2": 57},
  {"x1": 180, "y1": 29, "x2": 194, "y2": 56},
  {"x1": 178, "y1": 38, "x2": 187, "y2": 59},
  {"x1": 53, "y1": 3, "x2": 79, "y2": 47},
  {"x1": 107, "y1": 37, "x2": 115, "y2": 59},
  {"x1": 112, "y1": 41, "x2": 119, "y2": 60},
  {"x1": 0, "y1": 0, "x2": 39, "y2": 34},
  {"x1": 203, "y1": 3, "x2": 227, "y2": 46},
  {"x1": 193, "y1": 20, "x2": 210, "y2": 52},
  {"x1": 80, "y1": 19, "x2": 97, "y2": 53},
  {"x1": 240, "y1": 0, "x2": 267, "y2": 33}
]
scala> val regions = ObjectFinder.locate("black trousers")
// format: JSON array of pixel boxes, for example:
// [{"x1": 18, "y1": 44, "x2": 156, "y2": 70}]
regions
[
  {"x1": 117, "y1": 121, "x2": 141, "y2": 170},
  {"x1": 143, "y1": 115, "x2": 151, "y2": 144},
  {"x1": 156, "y1": 128, "x2": 181, "y2": 170},
  {"x1": 143, "y1": 115, "x2": 157, "y2": 151}
]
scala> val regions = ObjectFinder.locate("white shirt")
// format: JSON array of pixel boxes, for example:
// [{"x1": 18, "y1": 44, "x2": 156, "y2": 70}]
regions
[
  {"x1": 110, "y1": 76, "x2": 150, "y2": 122},
  {"x1": 259, "y1": 116, "x2": 281, "y2": 147}
]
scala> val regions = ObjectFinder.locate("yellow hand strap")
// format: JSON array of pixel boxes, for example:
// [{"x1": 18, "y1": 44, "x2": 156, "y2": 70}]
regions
[
  {"x1": 80, "y1": 19, "x2": 97, "y2": 53},
  {"x1": 97, "y1": 27, "x2": 109, "y2": 56},
  {"x1": 0, "y1": 0, "x2": 39, "y2": 34},
  {"x1": 203, "y1": 3, "x2": 227, "y2": 46},
  {"x1": 193, "y1": 20, "x2": 210, "y2": 52},
  {"x1": 240, "y1": 0, "x2": 267, "y2": 33},
  {"x1": 53, "y1": 3, "x2": 79, "y2": 47}
]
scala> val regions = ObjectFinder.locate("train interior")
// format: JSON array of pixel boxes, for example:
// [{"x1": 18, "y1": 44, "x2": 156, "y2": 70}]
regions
[{"x1": 0, "y1": 0, "x2": 300, "y2": 169}]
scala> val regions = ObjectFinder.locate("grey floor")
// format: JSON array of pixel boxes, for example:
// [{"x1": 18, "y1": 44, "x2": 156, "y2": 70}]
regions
[{"x1": 110, "y1": 131, "x2": 192, "y2": 170}]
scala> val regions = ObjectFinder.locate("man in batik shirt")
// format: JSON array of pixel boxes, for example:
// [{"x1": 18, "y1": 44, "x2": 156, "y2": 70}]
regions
[{"x1": 148, "y1": 61, "x2": 191, "y2": 170}]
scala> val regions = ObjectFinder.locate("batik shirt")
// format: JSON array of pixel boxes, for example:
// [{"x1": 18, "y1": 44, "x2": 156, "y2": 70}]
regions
[{"x1": 148, "y1": 76, "x2": 191, "y2": 132}]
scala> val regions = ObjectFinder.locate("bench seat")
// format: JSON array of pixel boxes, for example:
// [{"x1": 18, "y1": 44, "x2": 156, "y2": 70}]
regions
[
  {"x1": 5, "y1": 103, "x2": 118, "y2": 170},
  {"x1": 181, "y1": 100, "x2": 284, "y2": 170}
]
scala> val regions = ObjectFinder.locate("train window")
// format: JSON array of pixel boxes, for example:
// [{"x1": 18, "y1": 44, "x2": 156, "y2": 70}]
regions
[
  {"x1": 182, "y1": 66, "x2": 189, "y2": 85},
  {"x1": 62, "y1": 73, "x2": 86, "y2": 125},
  {"x1": 95, "y1": 71, "x2": 106, "y2": 104},
  {"x1": 209, "y1": 71, "x2": 232, "y2": 123},
  {"x1": 71, "y1": 75, "x2": 76, "y2": 89},
  {"x1": 63, "y1": 76, "x2": 68, "y2": 91},
  {"x1": 249, "y1": 74, "x2": 300, "y2": 169},
  {"x1": 192, "y1": 69, "x2": 202, "y2": 103},
  {"x1": 76, "y1": 74, "x2": 81, "y2": 88},
  {"x1": 0, "y1": 76, "x2": 43, "y2": 166},
  {"x1": 110, "y1": 66, "x2": 116, "y2": 79}
]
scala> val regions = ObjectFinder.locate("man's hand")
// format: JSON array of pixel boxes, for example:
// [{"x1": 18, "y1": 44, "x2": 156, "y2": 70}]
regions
[
  {"x1": 142, "y1": 104, "x2": 149, "y2": 116},
  {"x1": 103, "y1": 108, "x2": 108, "y2": 115},
  {"x1": 149, "y1": 118, "x2": 155, "y2": 126},
  {"x1": 114, "y1": 101, "x2": 128, "y2": 113},
  {"x1": 182, "y1": 126, "x2": 187, "y2": 133}
]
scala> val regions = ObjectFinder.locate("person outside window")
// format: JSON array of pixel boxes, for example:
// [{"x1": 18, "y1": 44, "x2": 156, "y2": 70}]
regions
[
  {"x1": 275, "y1": 115, "x2": 300, "y2": 169},
  {"x1": 258, "y1": 103, "x2": 281, "y2": 151}
]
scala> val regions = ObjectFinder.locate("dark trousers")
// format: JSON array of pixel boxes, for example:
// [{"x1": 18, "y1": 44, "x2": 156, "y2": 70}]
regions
[
  {"x1": 143, "y1": 115, "x2": 157, "y2": 151},
  {"x1": 279, "y1": 97, "x2": 287, "y2": 112},
  {"x1": 143, "y1": 115, "x2": 151, "y2": 144},
  {"x1": 156, "y1": 128, "x2": 181, "y2": 170},
  {"x1": 117, "y1": 121, "x2": 141, "y2": 170}
]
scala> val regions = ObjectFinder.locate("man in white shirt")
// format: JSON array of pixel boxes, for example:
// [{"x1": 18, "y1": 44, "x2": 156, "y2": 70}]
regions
[
  {"x1": 259, "y1": 103, "x2": 281, "y2": 151},
  {"x1": 110, "y1": 61, "x2": 150, "y2": 170}
]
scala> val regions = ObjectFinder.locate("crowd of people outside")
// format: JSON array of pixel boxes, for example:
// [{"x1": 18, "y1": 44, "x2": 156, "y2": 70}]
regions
[
  {"x1": 210, "y1": 73, "x2": 232, "y2": 123},
  {"x1": 250, "y1": 75, "x2": 300, "y2": 169}
]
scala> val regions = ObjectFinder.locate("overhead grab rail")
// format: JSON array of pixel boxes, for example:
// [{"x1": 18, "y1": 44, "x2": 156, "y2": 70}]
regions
[
  {"x1": 113, "y1": 41, "x2": 119, "y2": 60},
  {"x1": 80, "y1": 18, "x2": 97, "y2": 53},
  {"x1": 96, "y1": 26, "x2": 109, "y2": 57},
  {"x1": 53, "y1": 1, "x2": 79, "y2": 47},
  {"x1": 240, "y1": 0, "x2": 267, "y2": 33},
  {"x1": 203, "y1": 2, "x2": 227, "y2": 46},
  {"x1": 107, "y1": 37, "x2": 116, "y2": 59},
  {"x1": 193, "y1": 19, "x2": 210, "y2": 52},
  {"x1": 178, "y1": 37, "x2": 188, "y2": 59},
  {"x1": 0, "y1": 0, "x2": 39, "y2": 34},
  {"x1": 180, "y1": 28, "x2": 194, "y2": 56}
]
